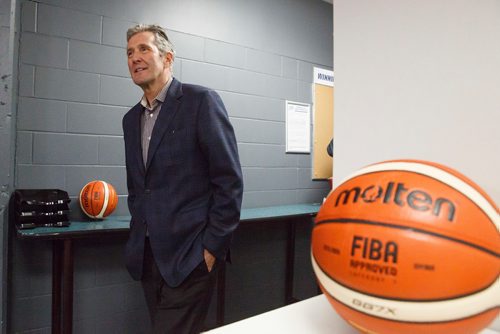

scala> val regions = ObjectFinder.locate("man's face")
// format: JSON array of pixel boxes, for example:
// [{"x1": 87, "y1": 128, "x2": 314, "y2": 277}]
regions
[{"x1": 126, "y1": 31, "x2": 172, "y2": 89}]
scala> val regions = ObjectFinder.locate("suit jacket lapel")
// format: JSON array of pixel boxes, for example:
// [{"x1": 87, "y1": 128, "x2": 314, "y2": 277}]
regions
[
  {"x1": 145, "y1": 78, "x2": 183, "y2": 171},
  {"x1": 128, "y1": 103, "x2": 146, "y2": 177}
]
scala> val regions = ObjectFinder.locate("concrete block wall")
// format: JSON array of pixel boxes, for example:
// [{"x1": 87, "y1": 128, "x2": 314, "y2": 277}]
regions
[{"x1": 10, "y1": 0, "x2": 332, "y2": 332}]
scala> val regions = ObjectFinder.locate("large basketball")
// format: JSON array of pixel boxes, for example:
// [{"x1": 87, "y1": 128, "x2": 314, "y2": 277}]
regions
[
  {"x1": 311, "y1": 160, "x2": 499, "y2": 334},
  {"x1": 79, "y1": 180, "x2": 118, "y2": 219}
]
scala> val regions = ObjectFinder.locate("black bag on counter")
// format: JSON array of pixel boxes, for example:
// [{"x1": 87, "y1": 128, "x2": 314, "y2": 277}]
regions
[{"x1": 14, "y1": 189, "x2": 71, "y2": 229}]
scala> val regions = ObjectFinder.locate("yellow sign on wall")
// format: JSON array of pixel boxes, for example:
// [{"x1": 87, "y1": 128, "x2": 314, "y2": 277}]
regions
[{"x1": 313, "y1": 68, "x2": 334, "y2": 180}]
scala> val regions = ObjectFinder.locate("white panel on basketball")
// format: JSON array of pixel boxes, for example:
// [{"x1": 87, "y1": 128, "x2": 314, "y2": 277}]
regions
[
  {"x1": 97, "y1": 181, "x2": 110, "y2": 218},
  {"x1": 311, "y1": 254, "x2": 500, "y2": 323}
]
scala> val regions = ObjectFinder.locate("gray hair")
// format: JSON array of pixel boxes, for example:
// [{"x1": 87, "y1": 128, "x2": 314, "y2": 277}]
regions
[{"x1": 126, "y1": 24, "x2": 175, "y2": 58}]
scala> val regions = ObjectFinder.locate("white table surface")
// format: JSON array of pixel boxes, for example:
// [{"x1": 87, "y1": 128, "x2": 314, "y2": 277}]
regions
[{"x1": 204, "y1": 295, "x2": 499, "y2": 334}]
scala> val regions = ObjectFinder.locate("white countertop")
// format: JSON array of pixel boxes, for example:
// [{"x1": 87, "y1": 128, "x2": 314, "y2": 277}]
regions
[{"x1": 204, "y1": 295, "x2": 499, "y2": 334}]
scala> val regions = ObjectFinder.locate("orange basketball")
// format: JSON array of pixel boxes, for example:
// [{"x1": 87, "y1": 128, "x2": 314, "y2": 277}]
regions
[
  {"x1": 79, "y1": 180, "x2": 118, "y2": 219},
  {"x1": 311, "y1": 159, "x2": 499, "y2": 334}
]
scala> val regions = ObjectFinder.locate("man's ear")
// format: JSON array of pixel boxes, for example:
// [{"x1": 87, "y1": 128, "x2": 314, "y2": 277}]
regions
[{"x1": 164, "y1": 52, "x2": 173, "y2": 68}]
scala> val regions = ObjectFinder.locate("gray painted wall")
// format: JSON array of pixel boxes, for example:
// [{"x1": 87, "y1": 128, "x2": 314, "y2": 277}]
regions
[
  {"x1": 9, "y1": 0, "x2": 332, "y2": 332},
  {"x1": 16, "y1": 0, "x2": 332, "y2": 212}
]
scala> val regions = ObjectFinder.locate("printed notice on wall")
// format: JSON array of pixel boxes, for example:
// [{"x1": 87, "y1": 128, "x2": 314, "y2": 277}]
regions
[{"x1": 286, "y1": 101, "x2": 311, "y2": 153}]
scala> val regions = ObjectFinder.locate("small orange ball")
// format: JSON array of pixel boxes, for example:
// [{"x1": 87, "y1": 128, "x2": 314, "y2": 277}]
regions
[{"x1": 79, "y1": 180, "x2": 118, "y2": 219}]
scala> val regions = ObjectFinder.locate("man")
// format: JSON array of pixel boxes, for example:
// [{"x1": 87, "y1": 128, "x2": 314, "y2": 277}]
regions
[{"x1": 122, "y1": 24, "x2": 243, "y2": 334}]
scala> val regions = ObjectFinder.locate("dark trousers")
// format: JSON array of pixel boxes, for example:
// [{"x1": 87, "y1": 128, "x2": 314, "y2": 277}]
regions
[{"x1": 142, "y1": 238, "x2": 217, "y2": 334}]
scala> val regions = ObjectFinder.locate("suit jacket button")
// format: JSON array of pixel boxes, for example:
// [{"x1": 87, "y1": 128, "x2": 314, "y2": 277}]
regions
[{"x1": 144, "y1": 189, "x2": 151, "y2": 194}]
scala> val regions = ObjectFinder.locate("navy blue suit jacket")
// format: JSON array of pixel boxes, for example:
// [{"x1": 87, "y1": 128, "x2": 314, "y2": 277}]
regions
[{"x1": 122, "y1": 78, "x2": 243, "y2": 287}]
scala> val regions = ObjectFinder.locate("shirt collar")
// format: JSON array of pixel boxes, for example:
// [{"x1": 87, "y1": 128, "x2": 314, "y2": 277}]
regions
[{"x1": 140, "y1": 76, "x2": 173, "y2": 111}]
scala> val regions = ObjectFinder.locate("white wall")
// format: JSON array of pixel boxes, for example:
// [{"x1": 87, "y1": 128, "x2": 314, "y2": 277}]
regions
[
  {"x1": 334, "y1": 0, "x2": 499, "y2": 205},
  {"x1": 334, "y1": 0, "x2": 499, "y2": 330}
]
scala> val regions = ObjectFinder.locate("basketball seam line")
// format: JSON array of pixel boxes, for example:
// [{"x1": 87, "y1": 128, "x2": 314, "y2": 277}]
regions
[
  {"x1": 315, "y1": 218, "x2": 500, "y2": 258},
  {"x1": 310, "y1": 251, "x2": 498, "y2": 303}
]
